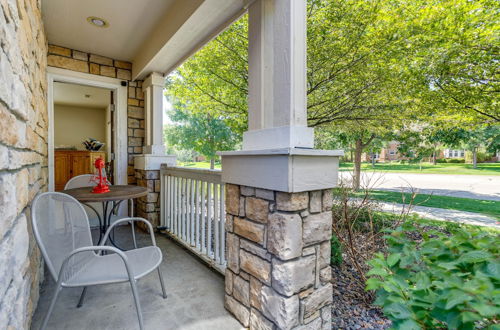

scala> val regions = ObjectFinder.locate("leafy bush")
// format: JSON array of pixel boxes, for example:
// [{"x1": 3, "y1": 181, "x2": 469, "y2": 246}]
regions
[
  {"x1": 331, "y1": 234, "x2": 343, "y2": 265},
  {"x1": 446, "y1": 158, "x2": 465, "y2": 163},
  {"x1": 366, "y1": 223, "x2": 500, "y2": 329},
  {"x1": 465, "y1": 151, "x2": 491, "y2": 163}
]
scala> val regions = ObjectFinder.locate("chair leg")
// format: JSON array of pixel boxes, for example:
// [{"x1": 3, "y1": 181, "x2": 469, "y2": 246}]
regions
[
  {"x1": 76, "y1": 287, "x2": 87, "y2": 308},
  {"x1": 157, "y1": 268, "x2": 167, "y2": 299},
  {"x1": 129, "y1": 279, "x2": 144, "y2": 330},
  {"x1": 41, "y1": 285, "x2": 62, "y2": 330},
  {"x1": 131, "y1": 221, "x2": 137, "y2": 249}
]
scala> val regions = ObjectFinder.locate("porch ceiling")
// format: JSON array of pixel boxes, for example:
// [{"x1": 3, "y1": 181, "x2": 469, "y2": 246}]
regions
[{"x1": 42, "y1": 0, "x2": 250, "y2": 80}]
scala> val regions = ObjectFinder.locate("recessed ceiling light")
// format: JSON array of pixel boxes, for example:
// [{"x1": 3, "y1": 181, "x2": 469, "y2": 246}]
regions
[{"x1": 87, "y1": 16, "x2": 109, "y2": 28}]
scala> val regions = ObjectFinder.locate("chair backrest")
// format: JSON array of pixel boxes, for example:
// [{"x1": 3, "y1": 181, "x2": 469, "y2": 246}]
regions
[
  {"x1": 64, "y1": 174, "x2": 96, "y2": 190},
  {"x1": 65, "y1": 174, "x2": 107, "y2": 227},
  {"x1": 31, "y1": 192, "x2": 94, "y2": 281}
]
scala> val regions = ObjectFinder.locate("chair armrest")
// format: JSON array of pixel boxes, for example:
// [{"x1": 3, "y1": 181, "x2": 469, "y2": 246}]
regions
[
  {"x1": 57, "y1": 246, "x2": 133, "y2": 284},
  {"x1": 101, "y1": 217, "x2": 156, "y2": 247}
]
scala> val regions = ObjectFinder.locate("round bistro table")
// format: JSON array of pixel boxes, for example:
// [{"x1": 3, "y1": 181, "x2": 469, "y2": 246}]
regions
[{"x1": 63, "y1": 185, "x2": 148, "y2": 248}]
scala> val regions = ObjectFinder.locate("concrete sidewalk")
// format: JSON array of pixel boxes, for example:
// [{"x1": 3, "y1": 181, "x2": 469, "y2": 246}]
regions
[{"x1": 378, "y1": 202, "x2": 500, "y2": 229}]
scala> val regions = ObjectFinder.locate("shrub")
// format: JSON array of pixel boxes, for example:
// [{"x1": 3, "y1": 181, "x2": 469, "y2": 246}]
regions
[
  {"x1": 465, "y1": 151, "x2": 491, "y2": 163},
  {"x1": 331, "y1": 234, "x2": 343, "y2": 265},
  {"x1": 366, "y1": 223, "x2": 500, "y2": 329},
  {"x1": 447, "y1": 158, "x2": 465, "y2": 163}
]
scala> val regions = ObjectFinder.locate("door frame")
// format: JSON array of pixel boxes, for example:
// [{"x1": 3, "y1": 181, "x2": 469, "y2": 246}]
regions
[{"x1": 47, "y1": 66, "x2": 128, "y2": 191}]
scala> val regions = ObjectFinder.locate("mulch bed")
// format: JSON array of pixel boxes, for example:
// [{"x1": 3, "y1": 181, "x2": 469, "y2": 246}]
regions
[
  {"x1": 330, "y1": 223, "x2": 449, "y2": 329},
  {"x1": 330, "y1": 232, "x2": 391, "y2": 329}
]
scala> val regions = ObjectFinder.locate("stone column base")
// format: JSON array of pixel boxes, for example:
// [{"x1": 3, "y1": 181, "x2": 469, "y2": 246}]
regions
[
  {"x1": 133, "y1": 153, "x2": 176, "y2": 230},
  {"x1": 224, "y1": 184, "x2": 333, "y2": 329},
  {"x1": 134, "y1": 169, "x2": 161, "y2": 228}
]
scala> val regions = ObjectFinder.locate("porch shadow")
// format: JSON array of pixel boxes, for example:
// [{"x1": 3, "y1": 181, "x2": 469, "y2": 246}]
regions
[{"x1": 31, "y1": 226, "x2": 243, "y2": 330}]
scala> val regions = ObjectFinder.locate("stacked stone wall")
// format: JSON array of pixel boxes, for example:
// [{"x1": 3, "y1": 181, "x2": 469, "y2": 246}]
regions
[
  {"x1": 135, "y1": 169, "x2": 161, "y2": 227},
  {"x1": 46, "y1": 44, "x2": 145, "y2": 185},
  {"x1": 225, "y1": 185, "x2": 334, "y2": 329},
  {"x1": 0, "y1": 0, "x2": 48, "y2": 327}
]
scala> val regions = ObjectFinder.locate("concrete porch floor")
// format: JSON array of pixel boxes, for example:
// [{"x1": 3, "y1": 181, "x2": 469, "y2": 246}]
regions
[{"x1": 31, "y1": 226, "x2": 243, "y2": 330}]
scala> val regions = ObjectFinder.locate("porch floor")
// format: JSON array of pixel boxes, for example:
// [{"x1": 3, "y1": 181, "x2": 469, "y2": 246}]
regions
[{"x1": 31, "y1": 226, "x2": 243, "y2": 330}]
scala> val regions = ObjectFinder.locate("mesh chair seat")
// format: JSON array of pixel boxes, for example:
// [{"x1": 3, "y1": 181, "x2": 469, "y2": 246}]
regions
[{"x1": 64, "y1": 246, "x2": 163, "y2": 287}]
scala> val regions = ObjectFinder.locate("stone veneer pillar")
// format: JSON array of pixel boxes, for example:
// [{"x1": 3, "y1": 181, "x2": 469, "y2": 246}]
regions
[
  {"x1": 224, "y1": 185, "x2": 334, "y2": 329},
  {"x1": 134, "y1": 169, "x2": 161, "y2": 227}
]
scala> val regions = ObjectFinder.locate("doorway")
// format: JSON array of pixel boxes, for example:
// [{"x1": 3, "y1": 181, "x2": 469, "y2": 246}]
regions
[
  {"x1": 47, "y1": 67, "x2": 128, "y2": 191},
  {"x1": 52, "y1": 82, "x2": 113, "y2": 190}
]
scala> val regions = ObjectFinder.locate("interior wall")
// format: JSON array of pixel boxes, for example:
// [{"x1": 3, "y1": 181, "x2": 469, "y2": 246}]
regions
[{"x1": 54, "y1": 104, "x2": 107, "y2": 151}]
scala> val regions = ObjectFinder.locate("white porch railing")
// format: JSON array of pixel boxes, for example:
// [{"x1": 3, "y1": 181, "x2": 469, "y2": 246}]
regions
[{"x1": 160, "y1": 165, "x2": 226, "y2": 273}]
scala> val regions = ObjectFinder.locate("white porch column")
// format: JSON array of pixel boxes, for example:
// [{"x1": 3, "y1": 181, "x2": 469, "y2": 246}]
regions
[
  {"x1": 220, "y1": 0, "x2": 342, "y2": 193},
  {"x1": 221, "y1": 1, "x2": 342, "y2": 329},
  {"x1": 244, "y1": 0, "x2": 314, "y2": 150},
  {"x1": 134, "y1": 72, "x2": 176, "y2": 171},
  {"x1": 143, "y1": 72, "x2": 166, "y2": 155}
]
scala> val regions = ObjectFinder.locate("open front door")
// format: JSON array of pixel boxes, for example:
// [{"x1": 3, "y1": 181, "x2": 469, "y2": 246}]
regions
[{"x1": 105, "y1": 91, "x2": 115, "y2": 184}]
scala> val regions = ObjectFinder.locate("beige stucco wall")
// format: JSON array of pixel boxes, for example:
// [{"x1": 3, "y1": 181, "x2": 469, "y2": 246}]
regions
[
  {"x1": 54, "y1": 104, "x2": 107, "y2": 151},
  {"x1": 0, "y1": 0, "x2": 48, "y2": 328}
]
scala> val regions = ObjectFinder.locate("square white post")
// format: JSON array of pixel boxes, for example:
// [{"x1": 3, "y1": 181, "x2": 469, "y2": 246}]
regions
[
  {"x1": 134, "y1": 72, "x2": 176, "y2": 170},
  {"x1": 244, "y1": 0, "x2": 314, "y2": 150}
]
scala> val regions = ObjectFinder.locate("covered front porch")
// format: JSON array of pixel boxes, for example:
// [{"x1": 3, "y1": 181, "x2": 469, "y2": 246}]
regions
[
  {"x1": 1, "y1": 0, "x2": 341, "y2": 329},
  {"x1": 32, "y1": 226, "x2": 242, "y2": 330}
]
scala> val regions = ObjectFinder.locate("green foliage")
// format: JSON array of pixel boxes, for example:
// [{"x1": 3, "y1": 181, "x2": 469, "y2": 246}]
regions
[
  {"x1": 465, "y1": 151, "x2": 491, "y2": 164},
  {"x1": 331, "y1": 234, "x2": 343, "y2": 266},
  {"x1": 165, "y1": 18, "x2": 249, "y2": 133},
  {"x1": 164, "y1": 108, "x2": 240, "y2": 167},
  {"x1": 366, "y1": 223, "x2": 500, "y2": 329}
]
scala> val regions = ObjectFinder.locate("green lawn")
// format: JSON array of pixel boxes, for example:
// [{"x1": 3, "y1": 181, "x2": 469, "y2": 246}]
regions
[
  {"x1": 179, "y1": 161, "x2": 500, "y2": 175},
  {"x1": 340, "y1": 162, "x2": 500, "y2": 175},
  {"x1": 357, "y1": 190, "x2": 500, "y2": 219},
  {"x1": 177, "y1": 161, "x2": 222, "y2": 169}
]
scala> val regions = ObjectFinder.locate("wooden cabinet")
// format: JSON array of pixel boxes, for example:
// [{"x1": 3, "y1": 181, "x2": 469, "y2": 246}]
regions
[{"x1": 54, "y1": 150, "x2": 105, "y2": 191}]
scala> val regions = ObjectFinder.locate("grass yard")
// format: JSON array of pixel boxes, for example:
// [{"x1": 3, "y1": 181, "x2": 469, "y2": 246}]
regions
[
  {"x1": 340, "y1": 161, "x2": 500, "y2": 175},
  {"x1": 177, "y1": 161, "x2": 221, "y2": 169},
  {"x1": 357, "y1": 190, "x2": 500, "y2": 219},
  {"x1": 177, "y1": 160, "x2": 500, "y2": 175}
]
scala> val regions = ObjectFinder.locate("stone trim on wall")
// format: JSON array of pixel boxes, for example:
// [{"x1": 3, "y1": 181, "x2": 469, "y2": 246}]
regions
[
  {"x1": 47, "y1": 44, "x2": 145, "y2": 184},
  {"x1": 225, "y1": 185, "x2": 334, "y2": 329},
  {"x1": 0, "y1": 0, "x2": 48, "y2": 328}
]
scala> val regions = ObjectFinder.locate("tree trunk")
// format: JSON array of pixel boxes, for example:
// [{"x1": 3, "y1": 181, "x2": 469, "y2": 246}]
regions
[
  {"x1": 432, "y1": 149, "x2": 437, "y2": 165},
  {"x1": 473, "y1": 147, "x2": 477, "y2": 169},
  {"x1": 371, "y1": 153, "x2": 376, "y2": 166},
  {"x1": 353, "y1": 139, "x2": 363, "y2": 190},
  {"x1": 210, "y1": 158, "x2": 215, "y2": 170}
]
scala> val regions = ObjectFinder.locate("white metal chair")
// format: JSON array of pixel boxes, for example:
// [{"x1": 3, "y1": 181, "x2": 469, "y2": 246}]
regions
[
  {"x1": 32, "y1": 192, "x2": 167, "y2": 330},
  {"x1": 64, "y1": 174, "x2": 138, "y2": 248}
]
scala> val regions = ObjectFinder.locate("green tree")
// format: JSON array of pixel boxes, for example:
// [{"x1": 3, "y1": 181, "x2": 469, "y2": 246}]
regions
[
  {"x1": 399, "y1": 0, "x2": 500, "y2": 123},
  {"x1": 165, "y1": 0, "x2": 498, "y2": 186},
  {"x1": 430, "y1": 125, "x2": 500, "y2": 168},
  {"x1": 164, "y1": 108, "x2": 240, "y2": 169}
]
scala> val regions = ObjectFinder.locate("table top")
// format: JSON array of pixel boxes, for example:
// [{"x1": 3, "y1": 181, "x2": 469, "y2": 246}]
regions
[{"x1": 63, "y1": 185, "x2": 148, "y2": 202}]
